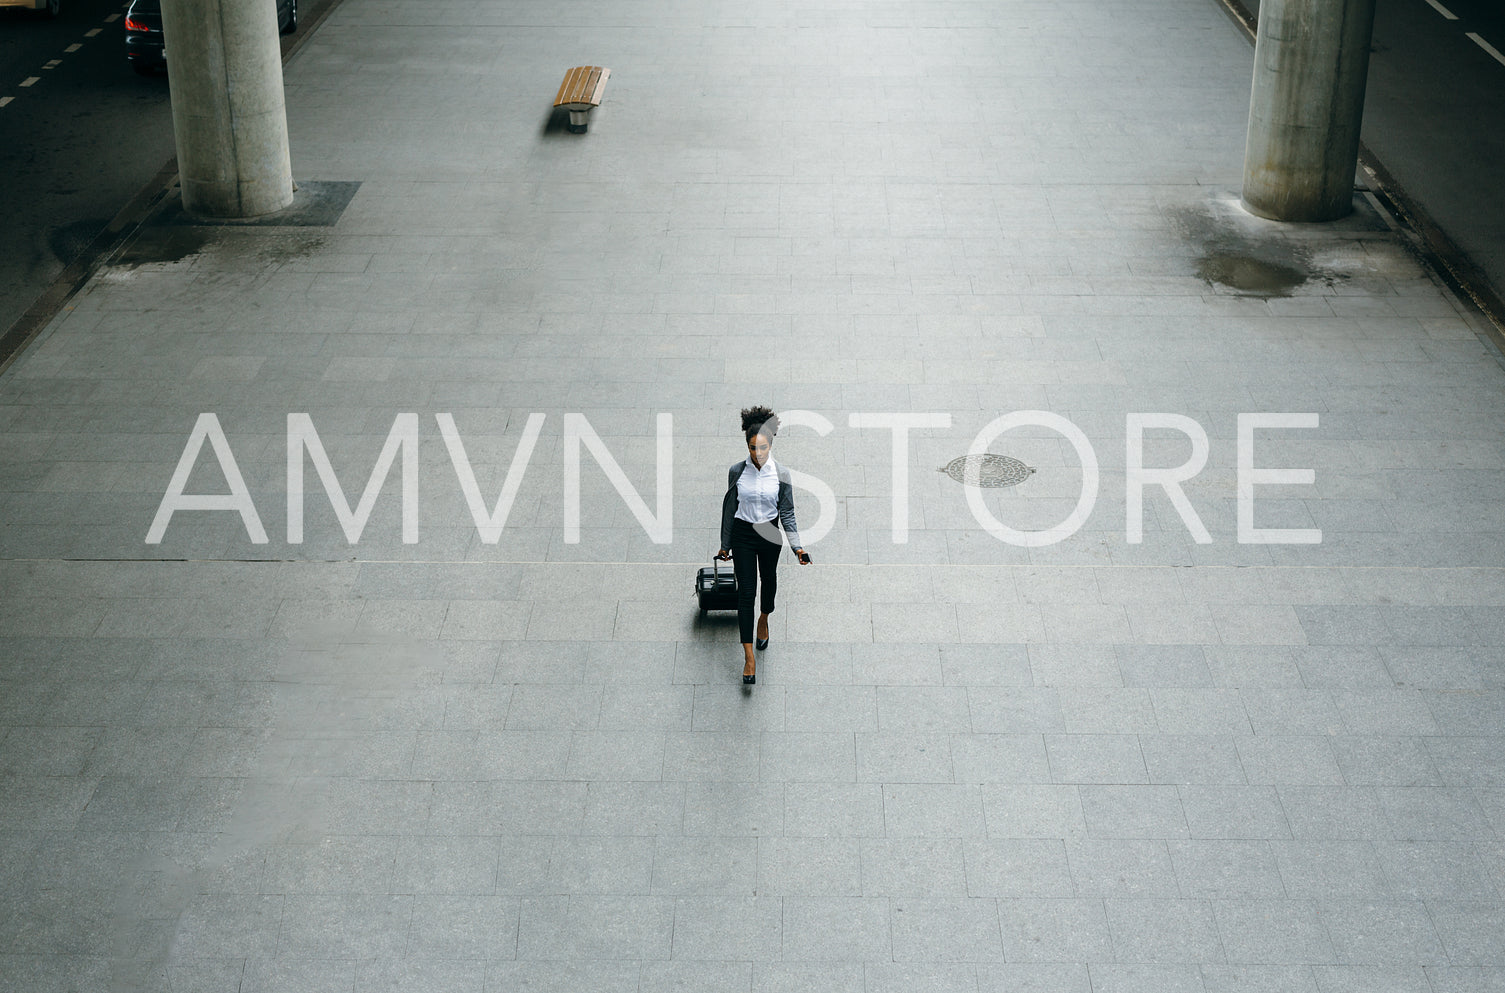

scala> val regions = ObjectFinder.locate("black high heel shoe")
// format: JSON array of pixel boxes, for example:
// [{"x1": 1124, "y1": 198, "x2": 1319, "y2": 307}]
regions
[
  {"x1": 755, "y1": 637, "x2": 768, "y2": 651},
  {"x1": 743, "y1": 657, "x2": 756, "y2": 684}
]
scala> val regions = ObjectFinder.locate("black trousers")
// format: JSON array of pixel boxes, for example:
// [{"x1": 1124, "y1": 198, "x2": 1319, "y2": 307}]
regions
[{"x1": 729, "y1": 517, "x2": 782, "y2": 644}]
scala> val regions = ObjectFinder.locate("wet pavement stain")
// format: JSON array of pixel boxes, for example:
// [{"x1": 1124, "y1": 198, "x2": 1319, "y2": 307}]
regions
[
  {"x1": 1195, "y1": 250, "x2": 1309, "y2": 296},
  {"x1": 1170, "y1": 201, "x2": 1341, "y2": 298},
  {"x1": 112, "y1": 225, "x2": 212, "y2": 267}
]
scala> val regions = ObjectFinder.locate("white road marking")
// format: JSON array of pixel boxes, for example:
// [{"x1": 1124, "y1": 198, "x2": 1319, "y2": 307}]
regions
[
  {"x1": 1468, "y1": 32, "x2": 1505, "y2": 66},
  {"x1": 0, "y1": 96, "x2": 12, "y2": 108},
  {"x1": 19, "y1": 77, "x2": 39, "y2": 87},
  {"x1": 1422, "y1": 0, "x2": 1458, "y2": 19},
  {"x1": 104, "y1": 12, "x2": 120, "y2": 21},
  {"x1": 43, "y1": 60, "x2": 61, "y2": 69},
  {"x1": 85, "y1": 27, "x2": 101, "y2": 37},
  {"x1": 65, "y1": 43, "x2": 82, "y2": 53}
]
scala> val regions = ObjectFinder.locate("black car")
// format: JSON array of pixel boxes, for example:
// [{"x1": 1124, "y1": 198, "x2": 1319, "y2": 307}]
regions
[{"x1": 126, "y1": 0, "x2": 296, "y2": 76}]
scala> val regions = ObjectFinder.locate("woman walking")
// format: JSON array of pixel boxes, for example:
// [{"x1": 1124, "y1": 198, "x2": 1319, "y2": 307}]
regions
[{"x1": 717, "y1": 406, "x2": 811, "y2": 685}]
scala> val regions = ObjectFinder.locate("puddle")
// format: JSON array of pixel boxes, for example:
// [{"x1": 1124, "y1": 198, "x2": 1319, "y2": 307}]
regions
[{"x1": 1195, "y1": 250, "x2": 1309, "y2": 296}]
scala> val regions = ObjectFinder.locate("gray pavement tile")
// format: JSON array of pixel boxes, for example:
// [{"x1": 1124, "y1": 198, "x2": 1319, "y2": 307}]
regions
[
  {"x1": 1029, "y1": 645, "x2": 1124, "y2": 687},
  {"x1": 1276, "y1": 788, "x2": 1390, "y2": 842},
  {"x1": 1212, "y1": 898, "x2": 1335, "y2": 965},
  {"x1": 752, "y1": 961, "x2": 864, "y2": 993},
  {"x1": 1375, "y1": 842, "x2": 1501, "y2": 902},
  {"x1": 262, "y1": 836, "x2": 397, "y2": 895},
  {"x1": 580, "y1": 782, "x2": 685, "y2": 837},
  {"x1": 1105, "y1": 897, "x2": 1224, "y2": 963},
  {"x1": 860, "y1": 838, "x2": 967, "y2": 898},
  {"x1": 1330, "y1": 737, "x2": 1441, "y2": 787},
  {"x1": 354, "y1": 957, "x2": 488, "y2": 993},
  {"x1": 940, "y1": 644, "x2": 1033, "y2": 687},
  {"x1": 1080, "y1": 785, "x2": 1190, "y2": 839},
  {"x1": 960, "y1": 838, "x2": 1074, "y2": 899},
  {"x1": 757, "y1": 837, "x2": 861, "y2": 897},
  {"x1": 405, "y1": 895, "x2": 520, "y2": 961},
  {"x1": 685, "y1": 782, "x2": 784, "y2": 838},
  {"x1": 1116, "y1": 646, "x2": 1215, "y2": 688},
  {"x1": 1059, "y1": 688, "x2": 1158, "y2": 734},
  {"x1": 515, "y1": 895, "x2": 674, "y2": 961},
  {"x1": 1045, "y1": 734, "x2": 1148, "y2": 785},
  {"x1": 998, "y1": 898, "x2": 1112, "y2": 963},
  {"x1": 1292, "y1": 647, "x2": 1394, "y2": 690},
  {"x1": 1272, "y1": 841, "x2": 1392, "y2": 900},
  {"x1": 759, "y1": 732, "x2": 855, "y2": 783},
  {"x1": 1180, "y1": 786, "x2": 1293, "y2": 840},
  {"x1": 668, "y1": 895, "x2": 782, "y2": 961},
  {"x1": 470, "y1": 730, "x2": 571, "y2": 780},
  {"x1": 982, "y1": 785, "x2": 1089, "y2": 840},
  {"x1": 1309, "y1": 965, "x2": 1433, "y2": 992},
  {"x1": 856, "y1": 732, "x2": 955, "y2": 783},
  {"x1": 966, "y1": 687, "x2": 1066, "y2": 734},
  {"x1": 861, "y1": 644, "x2": 945, "y2": 686},
  {"x1": 662, "y1": 732, "x2": 760, "y2": 783},
  {"x1": 877, "y1": 685, "x2": 972, "y2": 732},
  {"x1": 1421, "y1": 967, "x2": 1505, "y2": 992},
  {"x1": 277, "y1": 894, "x2": 411, "y2": 958},
  {"x1": 881, "y1": 784, "x2": 987, "y2": 838},
  {"x1": 1427, "y1": 903, "x2": 1505, "y2": 966},
  {"x1": 975, "y1": 963, "x2": 1091, "y2": 993},
  {"x1": 639, "y1": 961, "x2": 752, "y2": 993},
  {"x1": 864, "y1": 962, "x2": 980, "y2": 993},
  {"x1": 542, "y1": 835, "x2": 655, "y2": 895},
  {"x1": 1086, "y1": 963, "x2": 1209, "y2": 993},
  {"x1": 1169, "y1": 840, "x2": 1285, "y2": 900},
  {"x1": 782, "y1": 685, "x2": 877, "y2": 731},
  {"x1": 1236, "y1": 737, "x2": 1345, "y2": 786},
  {"x1": 949, "y1": 733, "x2": 1052, "y2": 785},
  {"x1": 1065, "y1": 838, "x2": 1178, "y2": 898},
  {"x1": 1376, "y1": 787, "x2": 1497, "y2": 841},
  {"x1": 1141, "y1": 735, "x2": 1247, "y2": 786},
  {"x1": 691, "y1": 685, "x2": 786, "y2": 732},
  {"x1": 779, "y1": 897, "x2": 891, "y2": 961},
  {"x1": 651, "y1": 836, "x2": 756, "y2": 896},
  {"x1": 890, "y1": 897, "x2": 1004, "y2": 962},
  {"x1": 566, "y1": 730, "x2": 668, "y2": 781},
  {"x1": 1318, "y1": 900, "x2": 1446, "y2": 966}
]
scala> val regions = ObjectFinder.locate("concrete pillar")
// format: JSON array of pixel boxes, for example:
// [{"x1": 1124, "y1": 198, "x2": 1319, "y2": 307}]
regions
[
  {"x1": 1241, "y1": 0, "x2": 1377, "y2": 222},
  {"x1": 159, "y1": 0, "x2": 293, "y2": 218}
]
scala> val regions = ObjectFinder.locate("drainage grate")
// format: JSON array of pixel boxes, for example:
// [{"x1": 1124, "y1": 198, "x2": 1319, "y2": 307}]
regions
[{"x1": 939, "y1": 454, "x2": 1034, "y2": 488}]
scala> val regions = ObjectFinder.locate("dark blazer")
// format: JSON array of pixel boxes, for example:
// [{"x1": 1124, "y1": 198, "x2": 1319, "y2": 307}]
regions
[{"x1": 721, "y1": 459, "x2": 802, "y2": 551}]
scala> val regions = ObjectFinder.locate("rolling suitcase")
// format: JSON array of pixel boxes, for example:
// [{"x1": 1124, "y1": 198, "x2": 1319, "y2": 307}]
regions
[{"x1": 695, "y1": 556, "x2": 738, "y2": 613}]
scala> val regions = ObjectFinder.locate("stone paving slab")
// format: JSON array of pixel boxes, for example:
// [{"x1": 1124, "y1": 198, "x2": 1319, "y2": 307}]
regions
[{"x1": 2, "y1": 0, "x2": 1504, "y2": 990}]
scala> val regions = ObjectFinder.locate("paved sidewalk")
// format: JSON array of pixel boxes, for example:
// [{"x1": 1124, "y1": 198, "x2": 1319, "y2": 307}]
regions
[{"x1": 2, "y1": 0, "x2": 1504, "y2": 991}]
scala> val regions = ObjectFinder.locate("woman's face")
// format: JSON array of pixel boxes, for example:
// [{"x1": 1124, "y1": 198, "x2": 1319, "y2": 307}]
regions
[{"x1": 747, "y1": 432, "x2": 771, "y2": 468}]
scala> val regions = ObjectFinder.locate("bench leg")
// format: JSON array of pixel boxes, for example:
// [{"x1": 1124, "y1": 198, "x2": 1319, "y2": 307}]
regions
[{"x1": 567, "y1": 109, "x2": 590, "y2": 133}]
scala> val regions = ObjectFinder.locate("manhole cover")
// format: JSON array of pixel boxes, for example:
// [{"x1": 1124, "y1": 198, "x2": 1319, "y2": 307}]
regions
[{"x1": 939, "y1": 454, "x2": 1034, "y2": 488}]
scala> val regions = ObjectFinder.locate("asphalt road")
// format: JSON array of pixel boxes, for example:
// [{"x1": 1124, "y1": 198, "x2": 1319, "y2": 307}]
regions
[
  {"x1": 1362, "y1": 0, "x2": 1505, "y2": 301},
  {"x1": 0, "y1": 0, "x2": 174, "y2": 338}
]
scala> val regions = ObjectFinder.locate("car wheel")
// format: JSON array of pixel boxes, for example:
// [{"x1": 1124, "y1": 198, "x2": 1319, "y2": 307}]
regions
[{"x1": 280, "y1": 0, "x2": 296, "y2": 33}]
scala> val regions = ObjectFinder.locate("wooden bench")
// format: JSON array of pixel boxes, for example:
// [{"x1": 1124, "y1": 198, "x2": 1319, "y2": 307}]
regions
[{"x1": 553, "y1": 66, "x2": 610, "y2": 133}]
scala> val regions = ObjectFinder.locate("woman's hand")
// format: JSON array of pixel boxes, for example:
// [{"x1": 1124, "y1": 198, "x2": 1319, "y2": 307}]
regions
[
  {"x1": 715, "y1": 549, "x2": 731, "y2": 561},
  {"x1": 795, "y1": 548, "x2": 811, "y2": 565}
]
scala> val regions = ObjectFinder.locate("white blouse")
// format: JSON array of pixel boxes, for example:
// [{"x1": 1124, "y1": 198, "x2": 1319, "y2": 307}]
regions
[{"x1": 734, "y1": 457, "x2": 780, "y2": 524}]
